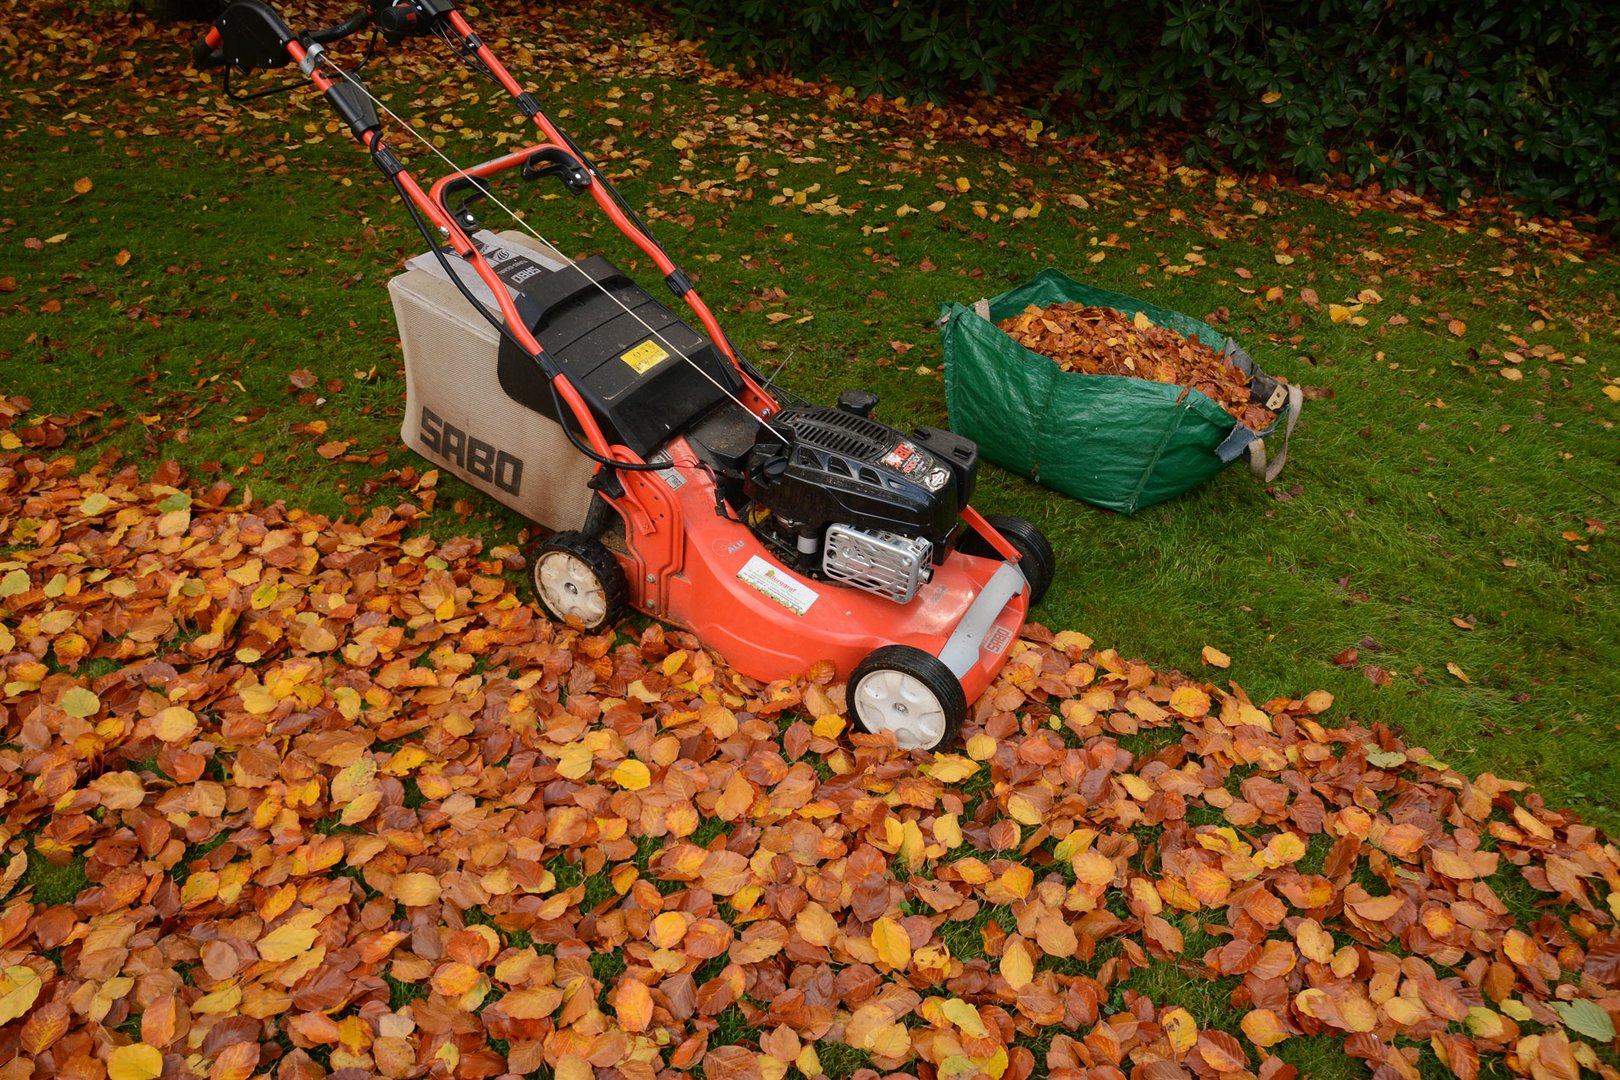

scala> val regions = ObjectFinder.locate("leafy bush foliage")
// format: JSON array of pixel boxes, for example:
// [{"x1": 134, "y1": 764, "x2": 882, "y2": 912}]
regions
[{"x1": 666, "y1": 0, "x2": 1620, "y2": 224}]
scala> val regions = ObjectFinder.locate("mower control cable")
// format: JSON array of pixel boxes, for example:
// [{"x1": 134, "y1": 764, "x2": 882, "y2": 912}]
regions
[
  {"x1": 314, "y1": 51, "x2": 789, "y2": 444},
  {"x1": 382, "y1": 155, "x2": 683, "y2": 476},
  {"x1": 403, "y1": 11, "x2": 772, "y2": 392}
]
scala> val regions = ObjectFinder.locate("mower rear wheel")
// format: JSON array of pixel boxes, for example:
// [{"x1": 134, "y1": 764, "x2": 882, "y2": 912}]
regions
[
  {"x1": 849, "y1": 645, "x2": 967, "y2": 752},
  {"x1": 959, "y1": 514, "x2": 1056, "y2": 605},
  {"x1": 531, "y1": 532, "x2": 628, "y2": 633}
]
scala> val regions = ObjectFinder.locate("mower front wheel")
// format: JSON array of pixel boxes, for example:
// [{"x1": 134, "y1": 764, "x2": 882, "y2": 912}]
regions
[
  {"x1": 959, "y1": 514, "x2": 1056, "y2": 605},
  {"x1": 849, "y1": 645, "x2": 967, "y2": 753},
  {"x1": 531, "y1": 532, "x2": 628, "y2": 633}
]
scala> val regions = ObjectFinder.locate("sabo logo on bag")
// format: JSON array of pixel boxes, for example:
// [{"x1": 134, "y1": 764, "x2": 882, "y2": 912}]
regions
[{"x1": 419, "y1": 406, "x2": 524, "y2": 496}]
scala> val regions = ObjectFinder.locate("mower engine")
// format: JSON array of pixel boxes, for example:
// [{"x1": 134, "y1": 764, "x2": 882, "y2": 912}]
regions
[{"x1": 742, "y1": 397, "x2": 981, "y2": 604}]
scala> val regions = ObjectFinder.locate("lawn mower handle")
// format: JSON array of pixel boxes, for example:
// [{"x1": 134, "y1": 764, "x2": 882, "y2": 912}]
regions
[{"x1": 190, "y1": 2, "x2": 374, "y2": 73}]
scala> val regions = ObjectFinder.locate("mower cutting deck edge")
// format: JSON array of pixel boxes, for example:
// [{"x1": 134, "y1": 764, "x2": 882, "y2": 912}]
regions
[{"x1": 191, "y1": 0, "x2": 1055, "y2": 751}]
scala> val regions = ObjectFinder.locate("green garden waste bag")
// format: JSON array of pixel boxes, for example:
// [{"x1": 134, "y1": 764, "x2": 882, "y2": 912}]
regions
[{"x1": 940, "y1": 269, "x2": 1302, "y2": 514}]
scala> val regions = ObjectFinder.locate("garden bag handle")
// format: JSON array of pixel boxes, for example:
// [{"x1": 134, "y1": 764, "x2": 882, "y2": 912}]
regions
[{"x1": 1246, "y1": 382, "x2": 1303, "y2": 483}]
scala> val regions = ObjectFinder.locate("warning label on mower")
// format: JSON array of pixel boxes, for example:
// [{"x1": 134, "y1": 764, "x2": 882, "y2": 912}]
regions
[
  {"x1": 620, "y1": 339, "x2": 670, "y2": 374},
  {"x1": 737, "y1": 555, "x2": 819, "y2": 615}
]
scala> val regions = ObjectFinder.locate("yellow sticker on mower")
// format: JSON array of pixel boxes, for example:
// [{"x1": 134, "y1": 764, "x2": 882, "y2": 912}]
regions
[{"x1": 619, "y1": 340, "x2": 670, "y2": 374}]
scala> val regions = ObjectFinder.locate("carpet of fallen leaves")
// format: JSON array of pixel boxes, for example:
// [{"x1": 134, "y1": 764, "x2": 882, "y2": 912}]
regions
[
  {"x1": 997, "y1": 305, "x2": 1279, "y2": 431},
  {"x1": 4, "y1": 394, "x2": 1620, "y2": 1080}
]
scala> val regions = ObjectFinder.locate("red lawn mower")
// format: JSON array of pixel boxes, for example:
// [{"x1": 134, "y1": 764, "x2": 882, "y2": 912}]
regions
[{"x1": 192, "y1": 0, "x2": 1055, "y2": 751}]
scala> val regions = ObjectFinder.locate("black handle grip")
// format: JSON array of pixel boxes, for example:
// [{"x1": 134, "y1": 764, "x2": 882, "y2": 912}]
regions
[
  {"x1": 192, "y1": 36, "x2": 227, "y2": 69},
  {"x1": 376, "y1": 4, "x2": 423, "y2": 37},
  {"x1": 309, "y1": 8, "x2": 373, "y2": 44}
]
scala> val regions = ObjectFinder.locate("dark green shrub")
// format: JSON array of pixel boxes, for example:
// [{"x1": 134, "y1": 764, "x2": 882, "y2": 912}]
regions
[{"x1": 665, "y1": 0, "x2": 1620, "y2": 226}]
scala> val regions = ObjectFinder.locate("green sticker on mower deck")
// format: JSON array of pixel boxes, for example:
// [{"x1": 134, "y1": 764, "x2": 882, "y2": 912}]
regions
[{"x1": 620, "y1": 340, "x2": 670, "y2": 374}]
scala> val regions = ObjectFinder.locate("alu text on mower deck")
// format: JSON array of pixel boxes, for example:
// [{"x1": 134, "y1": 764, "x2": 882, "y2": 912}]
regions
[{"x1": 191, "y1": 0, "x2": 1056, "y2": 750}]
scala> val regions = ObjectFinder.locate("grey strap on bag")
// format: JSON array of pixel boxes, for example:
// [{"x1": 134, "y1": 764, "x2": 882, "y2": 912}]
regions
[{"x1": 1245, "y1": 382, "x2": 1304, "y2": 483}]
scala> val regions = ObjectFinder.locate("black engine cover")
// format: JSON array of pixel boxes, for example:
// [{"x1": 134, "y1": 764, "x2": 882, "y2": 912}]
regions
[{"x1": 744, "y1": 404, "x2": 970, "y2": 560}]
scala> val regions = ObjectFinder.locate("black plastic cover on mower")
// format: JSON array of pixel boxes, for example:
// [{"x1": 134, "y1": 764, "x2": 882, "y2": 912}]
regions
[{"x1": 492, "y1": 253, "x2": 744, "y2": 456}]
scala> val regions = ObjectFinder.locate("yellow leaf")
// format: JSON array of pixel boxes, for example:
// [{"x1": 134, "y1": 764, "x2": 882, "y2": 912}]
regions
[
  {"x1": 239, "y1": 685, "x2": 278, "y2": 714},
  {"x1": 1201, "y1": 645, "x2": 1231, "y2": 668},
  {"x1": 258, "y1": 924, "x2": 318, "y2": 963},
  {"x1": 1604, "y1": 385, "x2": 1620, "y2": 402},
  {"x1": 955, "y1": 177, "x2": 971, "y2": 192},
  {"x1": 60, "y1": 687, "x2": 100, "y2": 718},
  {"x1": 1170, "y1": 685, "x2": 1210, "y2": 718},
  {"x1": 938, "y1": 997, "x2": 988, "y2": 1038},
  {"x1": 1261, "y1": 91, "x2": 1282, "y2": 104},
  {"x1": 115, "y1": 249, "x2": 131, "y2": 266},
  {"x1": 192, "y1": 985, "x2": 241, "y2": 1015},
  {"x1": 1466, "y1": 1007, "x2": 1508, "y2": 1040},
  {"x1": 73, "y1": 177, "x2": 93, "y2": 195},
  {"x1": 1000, "y1": 936, "x2": 1034, "y2": 990},
  {"x1": 1132, "y1": 311, "x2": 1153, "y2": 331},
  {"x1": 339, "y1": 790, "x2": 382, "y2": 826},
  {"x1": 151, "y1": 706, "x2": 198, "y2": 743},
  {"x1": 1117, "y1": 773, "x2": 1153, "y2": 801},
  {"x1": 871, "y1": 916, "x2": 911, "y2": 970},
  {"x1": 556, "y1": 741, "x2": 593, "y2": 780},
  {"x1": 1328, "y1": 303, "x2": 1352, "y2": 323},
  {"x1": 812, "y1": 713, "x2": 845, "y2": 738},
  {"x1": 927, "y1": 755, "x2": 979, "y2": 783},
  {"x1": 1447, "y1": 318, "x2": 1466, "y2": 337},
  {"x1": 394, "y1": 872, "x2": 441, "y2": 906},
  {"x1": 108, "y1": 1045, "x2": 163, "y2": 1080},
  {"x1": 0, "y1": 966, "x2": 46, "y2": 1026},
  {"x1": 611, "y1": 759, "x2": 651, "y2": 790},
  {"x1": 866, "y1": 1020, "x2": 910, "y2": 1060},
  {"x1": 1006, "y1": 793, "x2": 1043, "y2": 825},
  {"x1": 1446, "y1": 662, "x2": 1471, "y2": 683},
  {"x1": 1161, "y1": 1006, "x2": 1198, "y2": 1055},
  {"x1": 1052, "y1": 829, "x2": 1095, "y2": 863},
  {"x1": 1255, "y1": 831, "x2": 1307, "y2": 868}
]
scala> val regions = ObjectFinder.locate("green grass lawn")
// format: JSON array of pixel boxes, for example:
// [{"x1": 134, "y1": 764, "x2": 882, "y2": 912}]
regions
[{"x1": 5, "y1": 6, "x2": 1616, "y2": 832}]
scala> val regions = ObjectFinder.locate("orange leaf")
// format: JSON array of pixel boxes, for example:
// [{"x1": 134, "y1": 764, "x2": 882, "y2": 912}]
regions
[
  {"x1": 1001, "y1": 935, "x2": 1035, "y2": 990},
  {"x1": 613, "y1": 978, "x2": 654, "y2": 1033},
  {"x1": 1241, "y1": 1008, "x2": 1290, "y2": 1048}
]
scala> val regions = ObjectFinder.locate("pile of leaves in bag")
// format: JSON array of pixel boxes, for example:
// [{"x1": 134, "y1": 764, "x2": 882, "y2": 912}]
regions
[
  {"x1": 1, "y1": 394, "x2": 1618, "y2": 1080},
  {"x1": 998, "y1": 303, "x2": 1280, "y2": 431}
]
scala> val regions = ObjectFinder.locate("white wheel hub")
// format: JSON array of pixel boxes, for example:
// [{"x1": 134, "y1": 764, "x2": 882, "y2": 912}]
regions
[
  {"x1": 854, "y1": 669, "x2": 946, "y2": 750},
  {"x1": 536, "y1": 550, "x2": 607, "y2": 627}
]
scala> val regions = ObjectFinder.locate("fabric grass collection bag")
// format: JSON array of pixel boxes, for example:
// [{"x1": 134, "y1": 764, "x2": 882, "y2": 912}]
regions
[{"x1": 940, "y1": 269, "x2": 1302, "y2": 515}]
